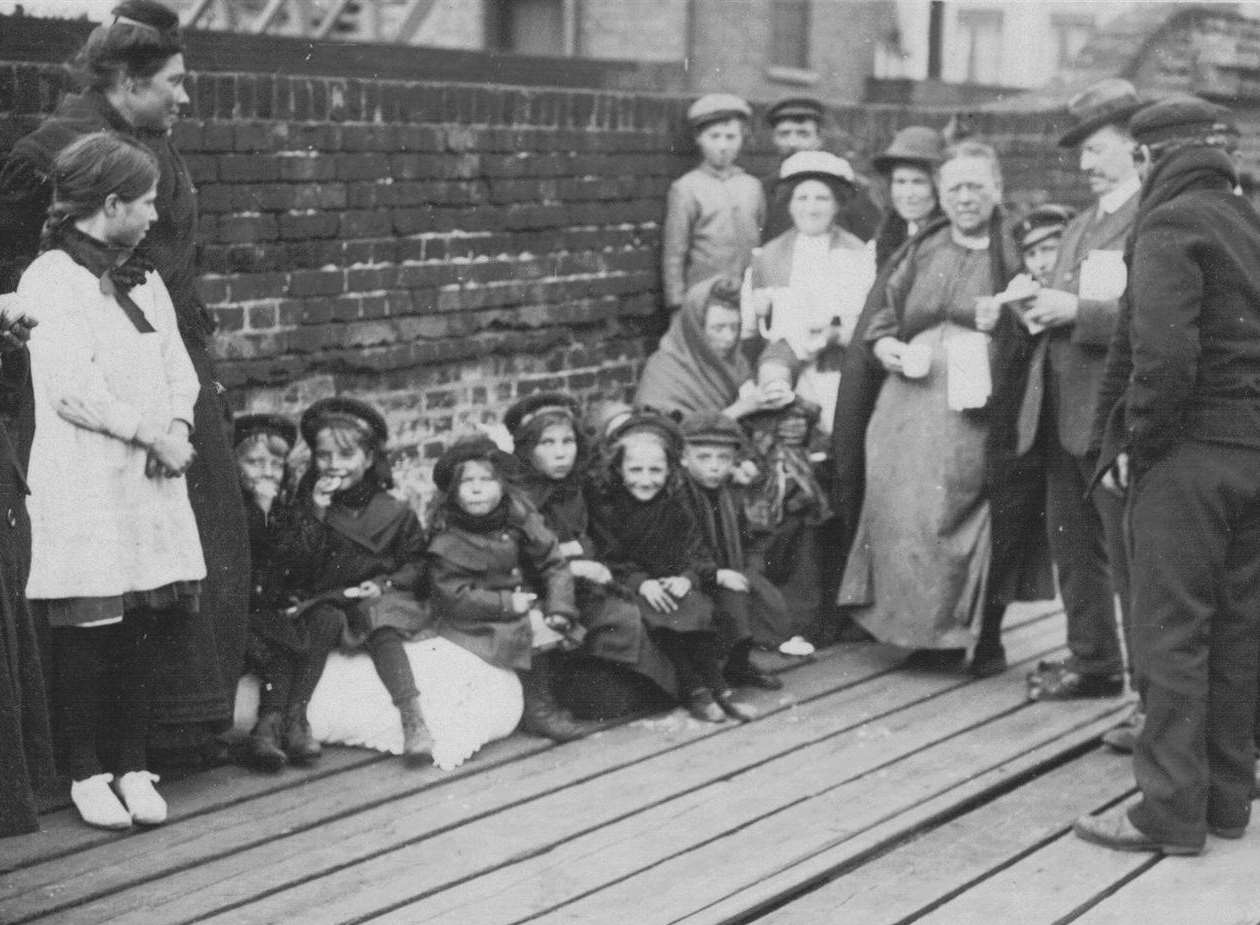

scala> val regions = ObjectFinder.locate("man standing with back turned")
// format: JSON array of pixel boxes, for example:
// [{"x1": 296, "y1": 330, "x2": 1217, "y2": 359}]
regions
[{"x1": 1075, "y1": 96, "x2": 1260, "y2": 856}]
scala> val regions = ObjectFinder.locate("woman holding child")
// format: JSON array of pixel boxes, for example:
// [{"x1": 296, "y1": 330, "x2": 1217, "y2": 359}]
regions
[{"x1": 835, "y1": 141, "x2": 1045, "y2": 674}]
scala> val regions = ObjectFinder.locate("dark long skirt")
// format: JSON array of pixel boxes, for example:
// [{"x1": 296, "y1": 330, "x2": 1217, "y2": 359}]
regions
[{"x1": 148, "y1": 346, "x2": 250, "y2": 748}]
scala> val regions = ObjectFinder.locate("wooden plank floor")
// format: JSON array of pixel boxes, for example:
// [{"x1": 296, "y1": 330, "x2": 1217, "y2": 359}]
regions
[{"x1": 3, "y1": 602, "x2": 1258, "y2": 925}]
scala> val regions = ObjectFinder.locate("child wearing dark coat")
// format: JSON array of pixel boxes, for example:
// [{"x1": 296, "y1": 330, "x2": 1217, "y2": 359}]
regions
[
  {"x1": 679, "y1": 412, "x2": 788, "y2": 690},
  {"x1": 266, "y1": 398, "x2": 431, "y2": 765},
  {"x1": 504, "y1": 393, "x2": 677, "y2": 718},
  {"x1": 588, "y1": 411, "x2": 751, "y2": 723},
  {"x1": 426, "y1": 435, "x2": 590, "y2": 742}
]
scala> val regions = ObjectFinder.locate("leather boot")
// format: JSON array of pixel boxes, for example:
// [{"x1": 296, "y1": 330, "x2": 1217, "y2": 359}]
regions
[
  {"x1": 398, "y1": 696, "x2": 434, "y2": 767},
  {"x1": 246, "y1": 710, "x2": 287, "y2": 772},
  {"x1": 284, "y1": 701, "x2": 321, "y2": 765},
  {"x1": 519, "y1": 656, "x2": 593, "y2": 743}
]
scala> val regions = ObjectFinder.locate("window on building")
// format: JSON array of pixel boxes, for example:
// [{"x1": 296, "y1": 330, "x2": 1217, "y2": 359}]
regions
[
  {"x1": 956, "y1": 8, "x2": 1003, "y2": 85},
  {"x1": 486, "y1": 0, "x2": 565, "y2": 56},
  {"x1": 770, "y1": 0, "x2": 810, "y2": 70},
  {"x1": 1052, "y1": 13, "x2": 1096, "y2": 69}
]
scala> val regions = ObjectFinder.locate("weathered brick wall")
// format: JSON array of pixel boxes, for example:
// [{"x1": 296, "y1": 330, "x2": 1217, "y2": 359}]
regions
[{"x1": 0, "y1": 56, "x2": 1082, "y2": 509}]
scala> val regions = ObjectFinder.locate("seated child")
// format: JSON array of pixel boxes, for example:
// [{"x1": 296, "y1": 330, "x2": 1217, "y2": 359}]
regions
[
  {"x1": 588, "y1": 411, "x2": 750, "y2": 723},
  {"x1": 679, "y1": 412, "x2": 792, "y2": 679},
  {"x1": 426, "y1": 435, "x2": 590, "y2": 742},
  {"x1": 742, "y1": 358, "x2": 833, "y2": 652},
  {"x1": 505, "y1": 393, "x2": 677, "y2": 717},
  {"x1": 267, "y1": 398, "x2": 431, "y2": 765}
]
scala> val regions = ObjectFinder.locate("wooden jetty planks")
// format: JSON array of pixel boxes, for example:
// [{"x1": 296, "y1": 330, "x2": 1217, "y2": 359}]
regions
[
  {"x1": 914, "y1": 827, "x2": 1157, "y2": 924},
  {"x1": 1072, "y1": 827, "x2": 1260, "y2": 925},
  {"x1": 109, "y1": 617, "x2": 1068, "y2": 925},
  {"x1": 539, "y1": 695, "x2": 1130, "y2": 924},
  {"x1": 758, "y1": 747, "x2": 1135, "y2": 925},
  {"x1": 33, "y1": 632, "x2": 936, "y2": 924}
]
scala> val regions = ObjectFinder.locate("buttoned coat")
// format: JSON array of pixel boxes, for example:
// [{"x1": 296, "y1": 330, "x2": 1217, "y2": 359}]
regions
[{"x1": 1015, "y1": 195, "x2": 1137, "y2": 457}]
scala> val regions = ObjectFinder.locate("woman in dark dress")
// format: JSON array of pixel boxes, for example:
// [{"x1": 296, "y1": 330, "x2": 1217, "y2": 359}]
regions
[{"x1": 0, "y1": 1, "x2": 249, "y2": 761}]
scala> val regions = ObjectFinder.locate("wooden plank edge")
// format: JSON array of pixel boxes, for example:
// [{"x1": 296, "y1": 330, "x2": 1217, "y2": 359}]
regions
[{"x1": 674, "y1": 703, "x2": 1134, "y2": 925}]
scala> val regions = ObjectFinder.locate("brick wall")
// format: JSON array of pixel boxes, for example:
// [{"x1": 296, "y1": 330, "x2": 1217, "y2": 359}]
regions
[{"x1": 0, "y1": 56, "x2": 1081, "y2": 510}]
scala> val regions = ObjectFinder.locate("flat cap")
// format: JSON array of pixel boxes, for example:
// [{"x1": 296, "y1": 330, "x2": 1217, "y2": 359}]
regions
[
  {"x1": 680, "y1": 411, "x2": 745, "y2": 448},
  {"x1": 234, "y1": 412, "x2": 297, "y2": 449},
  {"x1": 687, "y1": 93, "x2": 752, "y2": 130},
  {"x1": 1130, "y1": 95, "x2": 1236, "y2": 147},
  {"x1": 300, "y1": 396, "x2": 388, "y2": 449},
  {"x1": 766, "y1": 96, "x2": 824, "y2": 126},
  {"x1": 1014, "y1": 203, "x2": 1076, "y2": 252},
  {"x1": 1058, "y1": 78, "x2": 1146, "y2": 148}
]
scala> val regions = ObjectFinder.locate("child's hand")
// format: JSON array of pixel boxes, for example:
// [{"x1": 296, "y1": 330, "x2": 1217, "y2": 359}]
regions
[
  {"x1": 660, "y1": 575, "x2": 692, "y2": 598},
  {"x1": 757, "y1": 380, "x2": 795, "y2": 410},
  {"x1": 716, "y1": 569, "x2": 750, "y2": 592},
  {"x1": 974, "y1": 296, "x2": 1001, "y2": 333},
  {"x1": 356, "y1": 580, "x2": 382, "y2": 600},
  {"x1": 558, "y1": 540, "x2": 586, "y2": 559},
  {"x1": 569, "y1": 559, "x2": 613, "y2": 585},
  {"x1": 731, "y1": 460, "x2": 759, "y2": 486},
  {"x1": 510, "y1": 591, "x2": 537, "y2": 615},
  {"x1": 544, "y1": 613, "x2": 573, "y2": 633},
  {"x1": 0, "y1": 295, "x2": 36, "y2": 354},
  {"x1": 312, "y1": 474, "x2": 342, "y2": 509},
  {"x1": 638, "y1": 579, "x2": 677, "y2": 613}
]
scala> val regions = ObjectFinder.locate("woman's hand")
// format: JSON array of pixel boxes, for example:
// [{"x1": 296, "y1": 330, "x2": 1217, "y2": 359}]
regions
[
  {"x1": 716, "y1": 568, "x2": 750, "y2": 592},
  {"x1": 312, "y1": 475, "x2": 342, "y2": 510},
  {"x1": 510, "y1": 591, "x2": 538, "y2": 615},
  {"x1": 544, "y1": 613, "x2": 574, "y2": 633},
  {"x1": 660, "y1": 575, "x2": 692, "y2": 598},
  {"x1": 974, "y1": 296, "x2": 1001, "y2": 333},
  {"x1": 873, "y1": 337, "x2": 907, "y2": 374},
  {"x1": 558, "y1": 539, "x2": 586, "y2": 559},
  {"x1": 639, "y1": 579, "x2": 677, "y2": 613},
  {"x1": 0, "y1": 296, "x2": 36, "y2": 354},
  {"x1": 569, "y1": 559, "x2": 613, "y2": 585},
  {"x1": 146, "y1": 423, "x2": 195, "y2": 478}
]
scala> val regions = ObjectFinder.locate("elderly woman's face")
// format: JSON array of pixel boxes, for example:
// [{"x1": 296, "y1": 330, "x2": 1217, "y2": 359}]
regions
[
  {"x1": 788, "y1": 179, "x2": 839, "y2": 236},
  {"x1": 703, "y1": 303, "x2": 742, "y2": 357},
  {"x1": 940, "y1": 156, "x2": 1001, "y2": 237},
  {"x1": 889, "y1": 165, "x2": 936, "y2": 223}
]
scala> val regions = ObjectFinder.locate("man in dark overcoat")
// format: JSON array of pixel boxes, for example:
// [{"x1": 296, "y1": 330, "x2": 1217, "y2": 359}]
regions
[
  {"x1": 1017, "y1": 80, "x2": 1146, "y2": 715},
  {"x1": 1074, "y1": 97, "x2": 1260, "y2": 855}
]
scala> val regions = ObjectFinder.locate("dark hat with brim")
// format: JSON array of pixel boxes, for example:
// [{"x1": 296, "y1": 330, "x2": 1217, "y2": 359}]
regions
[
  {"x1": 503, "y1": 391, "x2": 582, "y2": 438},
  {"x1": 1130, "y1": 95, "x2": 1237, "y2": 147},
  {"x1": 680, "y1": 411, "x2": 745, "y2": 448},
  {"x1": 1058, "y1": 78, "x2": 1147, "y2": 148},
  {"x1": 872, "y1": 125, "x2": 945, "y2": 175},
  {"x1": 1014, "y1": 203, "x2": 1076, "y2": 252},
  {"x1": 432, "y1": 434, "x2": 517, "y2": 493},
  {"x1": 234, "y1": 412, "x2": 297, "y2": 449},
  {"x1": 300, "y1": 396, "x2": 388, "y2": 449},
  {"x1": 766, "y1": 96, "x2": 825, "y2": 126}
]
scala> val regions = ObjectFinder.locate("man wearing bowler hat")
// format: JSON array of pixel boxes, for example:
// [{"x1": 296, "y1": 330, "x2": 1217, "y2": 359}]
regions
[
  {"x1": 1018, "y1": 79, "x2": 1147, "y2": 718},
  {"x1": 1075, "y1": 95, "x2": 1260, "y2": 855},
  {"x1": 760, "y1": 97, "x2": 882, "y2": 244}
]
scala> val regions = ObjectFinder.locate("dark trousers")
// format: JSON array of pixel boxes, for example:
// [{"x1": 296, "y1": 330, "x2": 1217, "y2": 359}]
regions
[
  {"x1": 1046, "y1": 438, "x2": 1130, "y2": 678},
  {"x1": 1127, "y1": 442, "x2": 1260, "y2": 847},
  {"x1": 53, "y1": 609, "x2": 161, "y2": 780},
  {"x1": 650, "y1": 628, "x2": 725, "y2": 695}
]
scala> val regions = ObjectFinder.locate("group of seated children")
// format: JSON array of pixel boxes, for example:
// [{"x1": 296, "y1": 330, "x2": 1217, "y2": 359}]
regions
[{"x1": 231, "y1": 391, "x2": 803, "y2": 776}]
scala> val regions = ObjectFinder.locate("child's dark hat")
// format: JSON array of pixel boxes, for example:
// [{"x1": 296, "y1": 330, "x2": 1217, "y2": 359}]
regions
[
  {"x1": 1014, "y1": 204, "x2": 1076, "y2": 252},
  {"x1": 766, "y1": 97, "x2": 824, "y2": 127},
  {"x1": 503, "y1": 392, "x2": 582, "y2": 438},
  {"x1": 681, "y1": 412, "x2": 745, "y2": 448},
  {"x1": 300, "y1": 397, "x2": 388, "y2": 449},
  {"x1": 433, "y1": 434, "x2": 515, "y2": 493},
  {"x1": 234, "y1": 412, "x2": 297, "y2": 449},
  {"x1": 608, "y1": 409, "x2": 687, "y2": 459}
]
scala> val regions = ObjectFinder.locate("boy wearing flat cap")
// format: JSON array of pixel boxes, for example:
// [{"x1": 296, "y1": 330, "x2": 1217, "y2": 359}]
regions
[
  {"x1": 662, "y1": 93, "x2": 765, "y2": 310},
  {"x1": 1075, "y1": 96, "x2": 1260, "y2": 856},
  {"x1": 1017, "y1": 79, "x2": 1148, "y2": 712},
  {"x1": 760, "y1": 96, "x2": 883, "y2": 244}
]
